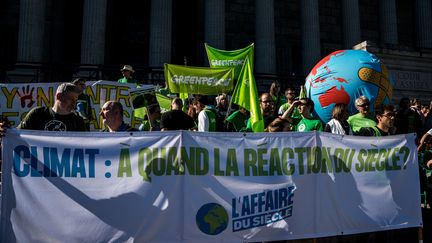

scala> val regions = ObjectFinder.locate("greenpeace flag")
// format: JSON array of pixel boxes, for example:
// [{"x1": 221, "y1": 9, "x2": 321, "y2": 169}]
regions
[
  {"x1": 205, "y1": 43, "x2": 254, "y2": 79},
  {"x1": 231, "y1": 56, "x2": 264, "y2": 132},
  {"x1": 164, "y1": 64, "x2": 234, "y2": 95}
]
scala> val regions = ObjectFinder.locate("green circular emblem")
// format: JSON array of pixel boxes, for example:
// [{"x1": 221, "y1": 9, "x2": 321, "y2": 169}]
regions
[{"x1": 196, "y1": 203, "x2": 228, "y2": 235}]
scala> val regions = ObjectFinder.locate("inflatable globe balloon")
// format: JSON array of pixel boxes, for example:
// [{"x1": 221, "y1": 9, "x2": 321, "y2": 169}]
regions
[{"x1": 305, "y1": 50, "x2": 393, "y2": 124}]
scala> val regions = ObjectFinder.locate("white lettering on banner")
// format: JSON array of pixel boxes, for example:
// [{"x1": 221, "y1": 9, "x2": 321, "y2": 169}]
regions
[
  {"x1": 211, "y1": 60, "x2": 245, "y2": 67},
  {"x1": 231, "y1": 186, "x2": 295, "y2": 231},
  {"x1": 1, "y1": 130, "x2": 422, "y2": 242},
  {"x1": 170, "y1": 75, "x2": 231, "y2": 86}
]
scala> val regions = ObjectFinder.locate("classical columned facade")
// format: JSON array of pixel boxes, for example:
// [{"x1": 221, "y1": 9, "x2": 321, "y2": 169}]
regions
[
  {"x1": 415, "y1": 0, "x2": 432, "y2": 49},
  {"x1": 255, "y1": 0, "x2": 276, "y2": 74},
  {"x1": 80, "y1": 0, "x2": 107, "y2": 67},
  {"x1": 300, "y1": 0, "x2": 321, "y2": 76},
  {"x1": 205, "y1": 0, "x2": 225, "y2": 50},
  {"x1": 379, "y1": 0, "x2": 398, "y2": 45},
  {"x1": 341, "y1": 0, "x2": 361, "y2": 48},
  {"x1": 4, "y1": 0, "x2": 431, "y2": 101},
  {"x1": 148, "y1": 0, "x2": 172, "y2": 67},
  {"x1": 16, "y1": 0, "x2": 46, "y2": 64}
]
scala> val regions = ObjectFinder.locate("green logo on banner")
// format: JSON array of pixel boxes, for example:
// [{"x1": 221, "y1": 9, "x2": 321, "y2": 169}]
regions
[
  {"x1": 196, "y1": 203, "x2": 229, "y2": 235},
  {"x1": 164, "y1": 64, "x2": 234, "y2": 95},
  {"x1": 205, "y1": 43, "x2": 254, "y2": 79}
]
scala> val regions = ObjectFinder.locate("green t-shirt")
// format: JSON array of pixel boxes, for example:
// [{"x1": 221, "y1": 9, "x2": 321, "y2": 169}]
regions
[
  {"x1": 271, "y1": 94, "x2": 286, "y2": 110},
  {"x1": 296, "y1": 117, "x2": 324, "y2": 132},
  {"x1": 347, "y1": 113, "x2": 376, "y2": 134},
  {"x1": 226, "y1": 110, "x2": 249, "y2": 132},
  {"x1": 245, "y1": 115, "x2": 275, "y2": 132},
  {"x1": 278, "y1": 102, "x2": 302, "y2": 125},
  {"x1": 118, "y1": 77, "x2": 137, "y2": 84}
]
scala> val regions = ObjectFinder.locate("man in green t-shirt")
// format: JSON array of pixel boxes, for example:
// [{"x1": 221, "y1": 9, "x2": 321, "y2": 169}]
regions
[
  {"x1": 118, "y1": 65, "x2": 138, "y2": 84},
  {"x1": 225, "y1": 107, "x2": 249, "y2": 132},
  {"x1": 245, "y1": 93, "x2": 276, "y2": 132},
  {"x1": 358, "y1": 104, "x2": 395, "y2": 136},
  {"x1": 278, "y1": 87, "x2": 302, "y2": 126},
  {"x1": 281, "y1": 98, "x2": 323, "y2": 132},
  {"x1": 348, "y1": 96, "x2": 376, "y2": 135}
]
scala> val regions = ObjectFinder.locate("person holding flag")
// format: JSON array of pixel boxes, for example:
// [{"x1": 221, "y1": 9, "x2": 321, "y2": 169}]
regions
[{"x1": 230, "y1": 56, "x2": 264, "y2": 132}]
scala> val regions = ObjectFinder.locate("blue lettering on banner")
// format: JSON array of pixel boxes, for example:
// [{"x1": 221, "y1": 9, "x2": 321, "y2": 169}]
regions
[
  {"x1": 13, "y1": 145, "x2": 99, "y2": 178},
  {"x1": 231, "y1": 186, "x2": 295, "y2": 232}
]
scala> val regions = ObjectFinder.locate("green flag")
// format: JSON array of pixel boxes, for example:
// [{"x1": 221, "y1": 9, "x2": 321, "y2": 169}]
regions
[
  {"x1": 133, "y1": 92, "x2": 172, "y2": 118},
  {"x1": 231, "y1": 56, "x2": 264, "y2": 132},
  {"x1": 205, "y1": 43, "x2": 254, "y2": 79},
  {"x1": 164, "y1": 64, "x2": 234, "y2": 95}
]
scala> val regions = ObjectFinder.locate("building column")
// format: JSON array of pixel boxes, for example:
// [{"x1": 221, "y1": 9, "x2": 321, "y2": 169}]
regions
[
  {"x1": 80, "y1": 0, "x2": 107, "y2": 66},
  {"x1": 415, "y1": 0, "x2": 432, "y2": 48},
  {"x1": 341, "y1": 0, "x2": 361, "y2": 48},
  {"x1": 8, "y1": 0, "x2": 46, "y2": 82},
  {"x1": 149, "y1": 0, "x2": 172, "y2": 67},
  {"x1": 17, "y1": 0, "x2": 46, "y2": 63},
  {"x1": 379, "y1": 0, "x2": 398, "y2": 45},
  {"x1": 300, "y1": 0, "x2": 321, "y2": 75},
  {"x1": 205, "y1": 0, "x2": 225, "y2": 49},
  {"x1": 255, "y1": 0, "x2": 276, "y2": 74}
]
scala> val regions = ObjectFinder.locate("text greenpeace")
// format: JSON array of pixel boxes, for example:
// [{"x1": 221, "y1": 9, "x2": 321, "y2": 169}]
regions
[
  {"x1": 1, "y1": 130, "x2": 422, "y2": 242},
  {"x1": 232, "y1": 186, "x2": 294, "y2": 232},
  {"x1": 211, "y1": 60, "x2": 244, "y2": 67},
  {"x1": 170, "y1": 75, "x2": 232, "y2": 87},
  {"x1": 164, "y1": 64, "x2": 234, "y2": 94}
]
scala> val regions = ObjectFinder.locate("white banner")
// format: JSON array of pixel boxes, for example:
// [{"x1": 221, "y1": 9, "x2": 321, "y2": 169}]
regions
[
  {"x1": 1, "y1": 130, "x2": 422, "y2": 242},
  {"x1": 0, "y1": 81, "x2": 152, "y2": 130}
]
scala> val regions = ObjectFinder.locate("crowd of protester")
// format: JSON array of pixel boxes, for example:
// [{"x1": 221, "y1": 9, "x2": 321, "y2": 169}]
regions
[
  {"x1": 0, "y1": 66, "x2": 431, "y2": 243},
  {"x1": 1, "y1": 67, "x2": 432, "y2": 199}
]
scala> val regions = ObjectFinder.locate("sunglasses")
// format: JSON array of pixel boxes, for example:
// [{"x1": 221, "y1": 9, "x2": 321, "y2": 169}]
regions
[
  {"x1": 358, "y1": 103, "x2": 370, "y2": 107},
  {"x1": 382, "y1": 113, "x2": 395, "y2": 119}
]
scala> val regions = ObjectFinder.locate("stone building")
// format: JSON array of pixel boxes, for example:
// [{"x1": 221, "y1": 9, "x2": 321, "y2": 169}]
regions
[{"x1": 0, "y1": 0, "x2": 431, "y2": 102}]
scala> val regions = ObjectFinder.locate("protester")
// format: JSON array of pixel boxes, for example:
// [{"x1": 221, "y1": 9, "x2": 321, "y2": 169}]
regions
[
  {"x1": 187, "y1": 99, "x2": 199, "y2": 127},
  {"x1": 225, "y1": 106, "x2": 249, "y2": 132},
  {"x1": 278, "y1": 87, "x2": 302, "y2": 126},
  {"x1": 216, "y1": 93, "x2": 229, "y2": 130},
  {"x1": 325, "y1": 103, "x2": 352, "y2": 135},
  {"x1": 118, "y1": 65, "x2": 137, "y2": 84},
  {"x1": 394, "y1": 97, "x2": 422, "y2": 140},
  {"x1": 358, "y1": 104, "x2": 395, "y2": 136},
  {"x1": 196, "y1": 96, "x2": 219, "y2": 132},
  {"x1": 139, "y1": 103, "x2": 161, "y2": 131},
  {"x1": 100, "y1": 100, "x2": 137, "y2": 132},
  {"x1": 245, "y1": 93, "x2": 276, "y2": 132},
  {"x1": 269, "y1": 81, "x2": 286, "y2": 117},
  {"x1": 72, "y1": 78, "x2": 93, "y2": 130},
  {"x1": 0, "y1": 116, "x2": 11, "y2": 137},
  {"x1": 348, "y1": 96, "x2": 376, "y2": 135},
  {"x1": 418, "y1": 127, "x2": 432, "y2": 153},
  {"x1": 17, "y1": 82, "x2": 88, "y2": 131},
  {"x1": 282, "y1": 98, "x2": 323, "y2": 132},
  {"x1": 265, "y1": 117, "x2": 293, "y2": 132},
  {"x1": 160, "y1": 97, "x2": 195, "y2": 131}
]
